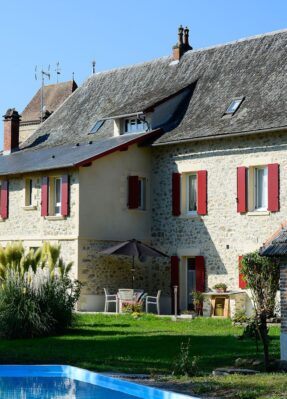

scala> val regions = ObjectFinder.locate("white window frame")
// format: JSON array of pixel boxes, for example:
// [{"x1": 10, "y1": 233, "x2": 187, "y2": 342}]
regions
[
  {"x1": 254, "y1": 166, "x2": 267, "y2": 211},
  {"x1": 49, "y1": 177, "x2": 62, "y2": 216},
  {"x1": 54, "y1": 177, "x2": 62, "y2": 216},
  {"x1": 138, "y1": 177, "x2": 146, "y2": 210},
  {"x1": 186, "y1": 173, "x2": 197, "y2": 215},
  {"x1": 123, "y1": 117, "x2": 146, "y2": 134},
  {"x1": 24, "y1": 178, "x2": 33, "y2": 207}
]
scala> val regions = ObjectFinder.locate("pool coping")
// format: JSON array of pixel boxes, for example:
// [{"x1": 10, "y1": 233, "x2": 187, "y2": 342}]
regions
[{"x1": 0, "y1": 365, "x2": 200, "y2": 399}]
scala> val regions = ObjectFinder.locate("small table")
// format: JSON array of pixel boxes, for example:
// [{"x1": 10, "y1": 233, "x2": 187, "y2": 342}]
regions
[{"x1": 203, "y1": 291, "x2": 243, "y2": 318}]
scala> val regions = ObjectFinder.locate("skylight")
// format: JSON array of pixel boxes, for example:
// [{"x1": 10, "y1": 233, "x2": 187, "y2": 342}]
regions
[
  {"x1": 90, "y1": 120, "x2": 105, "y2": 134},
  {"x1": 224, "y1": 98, "x2": 244, "y2": 115}
]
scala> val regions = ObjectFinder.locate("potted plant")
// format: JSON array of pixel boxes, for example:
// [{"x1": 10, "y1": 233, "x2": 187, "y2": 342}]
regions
[
  {"x1": 213, "y1": 283, "x2": 228, "y2": 293},
  {"x1": 192, "y1": 291, "x2": 204, "y2": 316}
]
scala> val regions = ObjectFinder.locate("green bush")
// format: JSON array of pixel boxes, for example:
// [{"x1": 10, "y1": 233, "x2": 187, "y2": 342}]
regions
[{"x1": 0, "y1": 243, "x2": 81, "y2": 339}]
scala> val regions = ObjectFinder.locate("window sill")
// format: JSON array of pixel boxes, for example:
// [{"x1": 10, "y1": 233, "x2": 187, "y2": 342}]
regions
[
  {"x1": 23, "y1": 205, "x2": 37, "y2": 211},
  {"x1": 180, "y1": 213, "x2": 200, "y2": 219},
  {"x1": 247, "y1": 211, "x2": 270, "y2": 216},
  {"x1": 44, "y1": 215, "x2": 66, "y2": 221}
]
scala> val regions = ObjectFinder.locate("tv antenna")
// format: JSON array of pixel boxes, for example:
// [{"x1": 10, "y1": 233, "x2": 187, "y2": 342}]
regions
[
  {"x1": 35, "y1": 65, "x2": 51, "y2": 122},
  {"x1": 92, "y1": 59, "x2": 96, "y2": 74},
  {"x1": 55, "y1": 62, "x2": 61, "y2": 83}
]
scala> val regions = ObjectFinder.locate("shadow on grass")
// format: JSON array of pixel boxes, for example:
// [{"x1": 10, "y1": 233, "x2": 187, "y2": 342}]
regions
[{"x1": 0, "y1": 331, "x2": 279, "y2": 374}]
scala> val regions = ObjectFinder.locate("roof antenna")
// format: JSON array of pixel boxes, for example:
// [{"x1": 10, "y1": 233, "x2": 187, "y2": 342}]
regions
[
  {"x1": 92, "y1": 59, "x2": 96, "y2": 74},
  {"x1": 55, "y1": 62, "x2": 61, "y2": 83},
  {"x1": 72, "y1": 72, "x2": 75, "y2": 81},
  {"x1": 35, "y1": 65, "x2": 51, "y2": 123}
]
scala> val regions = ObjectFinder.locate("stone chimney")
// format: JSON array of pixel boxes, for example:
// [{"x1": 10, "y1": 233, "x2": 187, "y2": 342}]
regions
[
  {"x1": 172, "y1": 25, "x2": 193, "y2": 61},
  {"x1": 3, "y1": 108, "x2": 21, "y2": 155}
]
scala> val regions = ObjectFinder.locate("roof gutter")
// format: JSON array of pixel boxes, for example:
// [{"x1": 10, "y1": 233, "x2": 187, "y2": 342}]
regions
[{"x1": 152, "y1": 125, "x2": 287, "y2": 147}]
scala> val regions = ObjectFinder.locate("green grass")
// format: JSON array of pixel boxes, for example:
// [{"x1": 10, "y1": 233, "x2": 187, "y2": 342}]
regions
[
  {"x1": 0, "y1": 314, "x2": 282, "y2": 398},
  {"x1": 0, "y1": 313, "x2": 280, "y2": 374}
]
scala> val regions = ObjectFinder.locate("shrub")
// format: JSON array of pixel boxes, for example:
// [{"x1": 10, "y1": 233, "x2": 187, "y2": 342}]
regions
[
  {"x1": 173, "y1": 339, "x2": 199, "y2": 376},
  {"x1": 0, "y1": 243, "x2": 81, "y2": 339},
  {"x1": 121, "y1": 301, "x2": 143, "y2": 314}
]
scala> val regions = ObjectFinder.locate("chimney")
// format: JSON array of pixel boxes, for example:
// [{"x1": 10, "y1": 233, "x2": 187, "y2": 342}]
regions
[
  {"x1": 3, "y1": 108, "x2": 21, "y2": 155},
  {"x1": 172, "y1": 25, "x2": 193, "y2": 61}
]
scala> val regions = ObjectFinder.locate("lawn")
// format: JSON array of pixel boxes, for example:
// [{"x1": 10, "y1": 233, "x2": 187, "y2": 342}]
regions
[{"x1": 0, "y1": 313, "x2": 283, "y2": 398}]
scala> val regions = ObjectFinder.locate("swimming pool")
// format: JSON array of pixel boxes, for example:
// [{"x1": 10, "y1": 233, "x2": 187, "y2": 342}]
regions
[{"x1": 0, "y1": 365, "x2": 199, "y2": 398}]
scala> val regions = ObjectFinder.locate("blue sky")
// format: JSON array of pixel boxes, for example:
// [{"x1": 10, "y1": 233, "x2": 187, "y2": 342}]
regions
[{"x1": 0, "y1": 0, "x2": 286, "y2": 148}]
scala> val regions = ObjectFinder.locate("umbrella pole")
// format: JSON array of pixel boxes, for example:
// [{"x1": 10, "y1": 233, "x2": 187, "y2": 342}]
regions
[{"x1": 131, "y1": 256, "x2": 135, "y2": 289}]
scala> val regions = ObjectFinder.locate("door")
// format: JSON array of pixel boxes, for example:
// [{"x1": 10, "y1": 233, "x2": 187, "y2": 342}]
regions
[{"x1": 180, "y1": 257, "x2": 197, "y2": 311}]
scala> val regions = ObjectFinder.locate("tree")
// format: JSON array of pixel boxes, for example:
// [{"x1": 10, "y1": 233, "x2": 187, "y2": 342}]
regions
[{"x1": 241, "y1": 251, "x2": 280, "y2": 370}]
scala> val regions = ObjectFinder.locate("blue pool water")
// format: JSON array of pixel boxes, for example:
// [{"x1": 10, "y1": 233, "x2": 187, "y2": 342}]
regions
[
  {"x1": 0, "y1": 377, "x2": 139, "y2": 398},
  {"x1": 0, "y1": 365, "x2": 196, "y2": 399}
]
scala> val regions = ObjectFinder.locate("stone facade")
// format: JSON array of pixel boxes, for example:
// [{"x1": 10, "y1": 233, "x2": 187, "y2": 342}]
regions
[
  {"x1": 0, "y1": 169, "x2": 79, "y2": 278},
  {"x1": 77, "y1": 239, "x2": 171, "y2": 312},
  {"x1": 151, "y1": 131, "x2": 287, "y2": 312},
  {"x1": 280, "y1": 263, "x2": 287, "y2": 359}
]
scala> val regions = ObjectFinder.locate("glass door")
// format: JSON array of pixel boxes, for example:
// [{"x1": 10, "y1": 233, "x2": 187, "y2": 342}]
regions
[{"x1": 187, "y1": 258, "x2": 196, "y2": 310}]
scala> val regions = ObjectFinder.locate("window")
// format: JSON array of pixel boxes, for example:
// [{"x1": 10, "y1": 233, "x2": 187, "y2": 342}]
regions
[
  {"x1": 254, "y1": 167, "x2": 267, "y2": 210},
  {"x1": 124, "y1": 118, "x2": 146, "y2": 134},
  {"x1": 224, "y1": 97, "x2": 244, "y2": 116},
  {"x1": 187, "y1": 258, "x2": 196, "y2": 310},
  {"x1": 90, "y1": 120, "x2": 105, "y2": 134},
  {"x1": 25, "y1": 178, "x2": 33, "y2": 206},
  {"x1": 128, "y1": 175, "x2": 147, "y2": 210},
  {"x1": 187, "y1": 174, "x2": 197, "y2": 213},
  {"x1": 138, "y1": 178, "x2": 146, "y2": 210},
  {"x1": 54, "y1": 178, "x2": 62, "y2": 215},
  {"x1": 237, "y1": 164, "x2": 279, "y2": 213}
]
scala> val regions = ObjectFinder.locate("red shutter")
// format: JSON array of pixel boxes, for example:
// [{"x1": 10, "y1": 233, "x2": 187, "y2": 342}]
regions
[
  {"x1": 41, "y1": 177, "x2": 49, "y2": 217},
  {"x1": 1, "y1": 180, "x2": 8, "y2": 219},
  {"x1": 268, "y1": 163, "x2": 279, "y2": 212},
  {"x1": 61, "y1": 175, "x2": 69, "y2": 216},
  {"x1": 171, "y1": 256, "x2": 180, "y2": 313},
  {"x1": 239, "y1": 255, "x2": 247, "y2": 289},
  {"x1": 128, "y1": 176, "x2": 139, "y2": 209},
  {"x1": 172, "y1": 172, "x2": 181, "y2": 216},
  {"x1": 237, "y1": 167, "x2": 247, "y2": 213},
  {"x1": 197, "y1": 170, "x2": 207, "y2": 215},
  {"x1": 195, "y1": 256, "x2": 205, "y2": 292}
]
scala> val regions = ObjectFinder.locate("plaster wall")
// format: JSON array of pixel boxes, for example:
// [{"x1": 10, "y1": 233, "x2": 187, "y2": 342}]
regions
[{"x1": 78, "y1": 144, "x2": 152, "y2": 241}]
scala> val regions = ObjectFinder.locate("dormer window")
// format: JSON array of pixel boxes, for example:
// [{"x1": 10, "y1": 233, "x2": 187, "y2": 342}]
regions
[{"x1": 124, "y1": 117, "x2": 146, "y2": 134}]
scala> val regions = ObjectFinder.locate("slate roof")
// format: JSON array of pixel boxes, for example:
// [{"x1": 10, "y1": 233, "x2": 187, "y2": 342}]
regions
[
  {"x1": 21, "y1": 80, "x2": 78, "y2": 123},
  {"x1": 20, "y1": 29, "x2": 287, "y2": 152},
  {"x1": 0, "y1": 132, "x2": 159, "y2": 176},
  {"x1": 260, "y1": 222, "x2": 287, "y2": 256}
]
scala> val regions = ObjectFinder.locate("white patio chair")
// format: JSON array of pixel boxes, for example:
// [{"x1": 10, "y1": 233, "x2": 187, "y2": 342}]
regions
[
  {"x1": 145, "y1": 290, "x2": 161, "y2": 315},
  {"x1": 104, "y1": 288, "x2": 118, "y2": 313}
]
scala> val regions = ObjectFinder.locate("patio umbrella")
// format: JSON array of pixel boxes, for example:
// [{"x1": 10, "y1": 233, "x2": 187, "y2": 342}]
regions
[{"x1": 99, "y1": 239, "x2": 168, "y2": 288}]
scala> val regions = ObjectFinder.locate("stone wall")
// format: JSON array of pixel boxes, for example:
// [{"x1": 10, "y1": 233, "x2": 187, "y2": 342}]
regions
[
  {"x1": 77, "y1": 239, "x2": 171, "y2": 312},
  {"x1": 151, "y1": 131, "x2": 287, "y2": 309}
]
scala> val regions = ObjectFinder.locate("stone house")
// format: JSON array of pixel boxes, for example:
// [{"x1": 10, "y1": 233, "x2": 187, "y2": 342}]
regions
[
  {"x1": 0, "y1": 27, "x2": 286, "y2": 318},
  {"x1": 19, "y1": 80, "x2": 77, "y2": 144}
]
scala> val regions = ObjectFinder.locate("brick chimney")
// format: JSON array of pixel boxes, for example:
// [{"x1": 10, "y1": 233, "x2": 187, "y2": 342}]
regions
[
  {"x1": 3, "y1": 108, "x2": 21, "y2": 155},
  {"x1": 172, "y1": 25, "x2": 193, "y2": 61}
]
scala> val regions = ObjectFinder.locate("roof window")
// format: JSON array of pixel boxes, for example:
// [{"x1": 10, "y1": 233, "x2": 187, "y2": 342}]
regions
[
  {"x1": 90, "y1": 120, "x2": 105, "y2": 134},
  {"x1": 224, "y1": 97, "x2": 244, "y2": 116}
]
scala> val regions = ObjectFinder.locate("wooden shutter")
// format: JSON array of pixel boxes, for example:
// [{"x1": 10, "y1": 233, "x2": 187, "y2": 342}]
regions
[
  {"x1": 237, "y1": 167, "x2": 247, "y2": 213},
  {"x1": 171, "y1": 256, "x2": 180, "y2": 313},
  {"x1": 41, "y1": 176, "x2": 49, "y2": 217},
  {"x1": 172, "y1": 172, "x2": 181, "y2": 216},
  {"x1": 195, "y1": 256, "x2": 205, "y2": 292},
  {"x1": 128, "y1": 176, "x2": 139, "y2": 209},
  {"x1": 268, "y1": 163, "x2": 279, "y2": 212},
  {"x1": 239, "y1": 255, "x2": 247, "y2": 289},
  {"x1": 61, "y1": 175, "x2": 69, "y2": 216},
  {"x1": 197, "y1": 170, "x2": 207, "y2": 215},
  {"x1": 1, "y1": 180, "x2": 9, "y2": 219}
]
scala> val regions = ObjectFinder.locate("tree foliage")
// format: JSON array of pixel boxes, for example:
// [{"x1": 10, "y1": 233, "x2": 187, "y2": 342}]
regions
[{"x1": 241, "y1": 251, "x2": 280, "y2": 370}]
